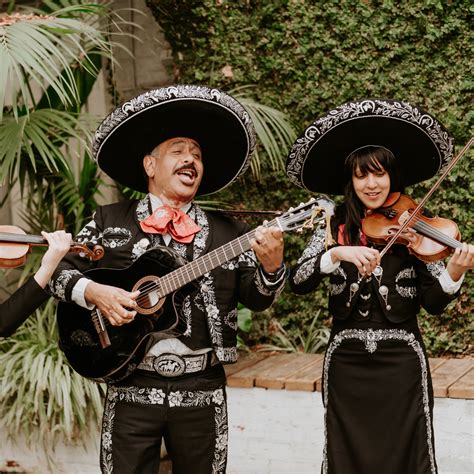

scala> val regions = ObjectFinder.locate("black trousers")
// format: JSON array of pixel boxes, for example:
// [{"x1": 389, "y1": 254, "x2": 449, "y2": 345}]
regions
[{"x1": 100, "y1": 365, "x2": 228, "y2": 474}]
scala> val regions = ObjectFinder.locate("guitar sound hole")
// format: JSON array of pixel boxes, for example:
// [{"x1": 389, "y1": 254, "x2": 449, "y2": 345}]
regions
[{"x1": 133, "y1": 276, "x2": 164, "y2": 315}]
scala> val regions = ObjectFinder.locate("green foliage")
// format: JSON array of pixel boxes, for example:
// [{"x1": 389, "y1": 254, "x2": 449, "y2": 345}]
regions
[
  {"x1": 148, "y1": 0, "x2": 473, "y2": 355},
  {"x1": 0, "y1": 299, "x2": 105, "y2": 447},
  {"x1": 256, "y1": 310, "x2": 330, "y2": 354},
  {"x1": 0, "y1": 0, "x2": 134, "y2": 457}
]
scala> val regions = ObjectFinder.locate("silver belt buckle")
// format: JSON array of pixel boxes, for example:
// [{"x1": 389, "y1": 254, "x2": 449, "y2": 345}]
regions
[{"x1": 153, "y1": 354, "x2": 186, "y2": 377}]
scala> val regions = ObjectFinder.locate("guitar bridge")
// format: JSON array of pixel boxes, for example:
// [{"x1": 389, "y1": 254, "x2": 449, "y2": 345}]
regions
[{"x1": 92, "y1": 308, "x2": 111, "y2": 348}]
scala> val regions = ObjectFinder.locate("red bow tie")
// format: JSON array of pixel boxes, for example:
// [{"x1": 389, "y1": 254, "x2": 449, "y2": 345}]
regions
[{"x1": 140, "y1": 204, "x2": 201, "y2": 244}]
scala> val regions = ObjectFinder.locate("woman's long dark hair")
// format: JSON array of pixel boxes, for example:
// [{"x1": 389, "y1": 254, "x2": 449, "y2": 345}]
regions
[{"x1": 337, "y1": 146, "x2": 402, "y2": 245}]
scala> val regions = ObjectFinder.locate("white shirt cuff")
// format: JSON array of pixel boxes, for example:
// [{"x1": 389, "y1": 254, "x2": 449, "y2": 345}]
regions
[
  {"x1": 439, "y1": 269, "x2": 464, "y2": 295},
  {"x1": 260, "y1": 264, "x2": 287, "y2": 287},
  {"x1": 71, "y1": 278, "x2": 95, "y2": 309},
  {"x1": 320, "y1": 250, "x2": 340, "y2": 274}
]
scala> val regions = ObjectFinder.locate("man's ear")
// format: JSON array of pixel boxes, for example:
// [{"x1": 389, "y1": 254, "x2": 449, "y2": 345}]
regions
[{"x1": 143, "y1": 155, "x2": 155, "y2": 178}]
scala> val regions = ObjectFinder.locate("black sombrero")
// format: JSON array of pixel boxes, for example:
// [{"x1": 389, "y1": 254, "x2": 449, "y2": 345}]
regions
[
  {"x1": 286, "y1": 99, "x2": 454, "y2": 195},
  {"x1": 92, "y1": 85, "x2": 256, "y2": 195}
]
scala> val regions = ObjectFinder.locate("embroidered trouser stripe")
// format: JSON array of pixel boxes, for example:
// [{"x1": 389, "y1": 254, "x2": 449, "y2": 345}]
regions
[{"x1": 100, "y1": 381, "x2": 227, "y2": 474}]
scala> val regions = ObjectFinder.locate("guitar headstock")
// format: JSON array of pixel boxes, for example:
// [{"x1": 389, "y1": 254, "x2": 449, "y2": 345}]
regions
[{"x1": 278, "y1": 196, "x2": 335, "y2": 233}]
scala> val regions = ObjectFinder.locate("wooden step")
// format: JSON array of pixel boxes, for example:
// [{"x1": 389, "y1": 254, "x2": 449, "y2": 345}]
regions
[{"x1": 225, "y1": 353, "x2": 474, "y2": 399}]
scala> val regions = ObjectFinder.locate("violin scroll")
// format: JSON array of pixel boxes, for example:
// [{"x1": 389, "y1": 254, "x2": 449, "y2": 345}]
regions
[{"x1": 70, "y1": 243, "x2": 105, "y2": 262}]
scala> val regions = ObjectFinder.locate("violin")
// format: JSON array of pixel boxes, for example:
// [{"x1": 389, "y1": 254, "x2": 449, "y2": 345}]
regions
[
  {"x1": 0, "y1": 225, "x2": 104, "y2": 268},
  {"x1": 362, "y1": 192, "x2": 462, "y2": 262}
]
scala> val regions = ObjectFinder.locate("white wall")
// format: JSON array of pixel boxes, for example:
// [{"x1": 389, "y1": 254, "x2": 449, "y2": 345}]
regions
[{"x1": 1, "y1": 389, "x2": 472, "y2": 473}]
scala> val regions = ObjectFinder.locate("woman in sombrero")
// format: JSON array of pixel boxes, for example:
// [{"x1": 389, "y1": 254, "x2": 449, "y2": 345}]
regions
[{"x1": 287, "y1": 99, "x2": 474, "y2": 474}]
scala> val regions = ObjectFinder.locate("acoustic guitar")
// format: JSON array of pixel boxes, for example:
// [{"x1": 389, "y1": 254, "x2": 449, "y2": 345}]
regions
[{"x1": 56, "y1": 198, "x2": 334, "y2": 382}]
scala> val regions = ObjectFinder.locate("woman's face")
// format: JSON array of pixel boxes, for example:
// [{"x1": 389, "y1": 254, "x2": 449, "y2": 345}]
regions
[{"x1": 352, "y1": 164, "x2": 391, "y2": 210}]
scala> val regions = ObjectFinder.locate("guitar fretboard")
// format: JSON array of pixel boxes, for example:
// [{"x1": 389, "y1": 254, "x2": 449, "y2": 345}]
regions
[{"x1": 158, "y1": 217, "x2": 279, "y2": 296}]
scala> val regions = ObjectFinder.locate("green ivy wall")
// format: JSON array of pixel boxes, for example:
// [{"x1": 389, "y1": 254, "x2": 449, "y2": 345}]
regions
[{"x1": 146, "y1": 0, "x2": 473, "y2": 355}]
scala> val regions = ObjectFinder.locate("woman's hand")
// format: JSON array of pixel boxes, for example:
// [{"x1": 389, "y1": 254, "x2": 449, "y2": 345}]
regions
[
  {"x1": 34, "y1": 231, "x2": 73, "y2": 288},
  {"x1": 330, "y1": 246, "x2": 381, "y2": 276},
  {"x1": 446, "y1": 243, "x2": 474, "y2": 282}
]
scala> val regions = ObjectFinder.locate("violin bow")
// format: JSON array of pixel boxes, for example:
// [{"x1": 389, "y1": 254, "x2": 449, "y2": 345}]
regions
[{"x1": 377, "y1": 137, "x2": 473, "y2": 260}]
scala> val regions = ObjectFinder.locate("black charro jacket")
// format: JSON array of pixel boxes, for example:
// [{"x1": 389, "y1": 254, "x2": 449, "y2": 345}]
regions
[
  {"x1": 289, "y1": 224, "x2": 458, "y2": 324},
  {"x1": 0, "y1": 276, "x2": 48, "y2": 337},
  {"x1": 49, "y1": 195, "x2": 284, "y2": 363}
]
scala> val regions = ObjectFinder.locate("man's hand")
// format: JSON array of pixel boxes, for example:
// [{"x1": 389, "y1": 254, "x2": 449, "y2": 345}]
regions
[
  {"x1": 85, "y1": 281, "x2": 139, "y2": 326},
  {"x1": 250, "y1": 225, "x2": 284, "y2": 273}
]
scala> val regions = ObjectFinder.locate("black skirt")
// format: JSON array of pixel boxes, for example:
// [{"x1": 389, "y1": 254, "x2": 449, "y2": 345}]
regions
[{"x1": 322, "y1": 318, "x2": 437, "y2": 474}]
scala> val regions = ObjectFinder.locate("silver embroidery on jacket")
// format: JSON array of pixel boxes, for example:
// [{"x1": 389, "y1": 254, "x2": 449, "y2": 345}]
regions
[
  {"x1": 182, "y1": 295, "x2": 192, "y2": 336},
  {"x1": 426, "y1": 261, "x2": 445, "y2": 279},
  {"x1": 224, "y1": 309, "x2": 238, "y2": 330},
  {"x1": 329, "y1": 267, "x2": 348, "y2": 295},
  {"x1": 75, "y1": 219, "x2": 101, "y2": 245},
  {"x1": 396, "y1": 285, "x2": 417, "y2": 298},
  {"x1": 200, "y1": 273, "x2": 222, "y2": 348},
  {"x1": 49, "y1": 269, "x2": 82, "y2": 301},
  {"x1": 395, "y1": 267, "x2": 417, "y2": 298},
  {"x1": 136, "y1": 196, "x2": 151, "y2": 222},
  {"x1": 321, "y1": 329, "x2": 436, "y2": 474},
  {"x1": 131, "y1": 238, "x2": 150, "y2": 261},
  {"x1": 293, "y1": 226, "x2": 326, "y2": 285},
  {"x1": 102, "y1": 227, "x2": 132, "y2": 248},
  {"x1": 192, "y1": 205, "x2": 209, "y2": 259}
]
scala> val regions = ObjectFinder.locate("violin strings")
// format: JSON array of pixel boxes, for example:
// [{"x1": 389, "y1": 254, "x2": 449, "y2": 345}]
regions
[{"x1": 404, "y1": 213, "x2": 461, "y2": 248}]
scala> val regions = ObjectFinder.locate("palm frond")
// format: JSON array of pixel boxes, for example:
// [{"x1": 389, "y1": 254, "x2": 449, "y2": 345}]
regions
[
  {"x1": 0, "y1": 2, "x2": 137, "y2": 121},
  {"x1": 0, "y1": 12, "x2": 107, "y2": 119},
  {"x1": 0, "y1": 109, "x2": 94, "y2": 184},
  {"x1": 229, "y1": 88, "x2": 297, "y2": 180}
]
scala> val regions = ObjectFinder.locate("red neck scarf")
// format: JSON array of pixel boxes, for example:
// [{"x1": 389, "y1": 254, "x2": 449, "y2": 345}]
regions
[{"x1": 140, "y1": 204, "x2": 201, "y2": 244}]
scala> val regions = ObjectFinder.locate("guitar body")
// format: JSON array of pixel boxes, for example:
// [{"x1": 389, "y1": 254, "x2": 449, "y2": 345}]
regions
[
  {"x1": 57, "y1": 247, "x2": 196, "y2": 383},
  {"x1": 56, "y1": 198, "x2": 334, "y2": 383}
]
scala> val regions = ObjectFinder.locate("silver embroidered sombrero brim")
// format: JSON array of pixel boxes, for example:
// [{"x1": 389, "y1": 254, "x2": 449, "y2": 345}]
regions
[
  {"x1": 92, "y1": 85, "x2": 256, "y2": 195},
  {"x1": 286, "y1": 99, "x2": 454, "y2": 195}
]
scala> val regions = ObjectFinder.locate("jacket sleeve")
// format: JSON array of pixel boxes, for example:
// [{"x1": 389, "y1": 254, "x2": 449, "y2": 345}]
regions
[
  {"x1": 48, "y1": 208, "x2": 104, "y2": 302},
  {"x1": 236, "y1": 224, "x2": 286, "y2": 312},
  {"x1": 0, "y1": 276, "x2": 49, "y2": 337},
  {"x1": 416, "y1": 259, "x2": 460, "y2": 315},
  {"x1": 289, "y1": 225, "x2": 333, "y2": 295}
]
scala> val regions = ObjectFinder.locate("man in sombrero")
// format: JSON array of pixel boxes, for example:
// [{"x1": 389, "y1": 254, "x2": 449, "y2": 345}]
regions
[
  {"x1": 287, "y1": 99, "x2": 474, "y2": 473},
  {"x1": 49, "y1": 85, "x2": 286, "y2": 473}
]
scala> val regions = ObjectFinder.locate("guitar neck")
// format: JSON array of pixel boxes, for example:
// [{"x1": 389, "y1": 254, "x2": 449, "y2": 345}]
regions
[{"x1": 159, "y1": 217, "x2": 279, "y2": 296}]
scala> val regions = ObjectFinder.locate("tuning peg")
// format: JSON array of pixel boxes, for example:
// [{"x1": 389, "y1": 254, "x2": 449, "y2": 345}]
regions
[
  {"x1": 299, "y1": 202, "x2": 304, "y2": 206},
  {"x1": 289, "y1": 207, "x2": 294, "y2": 212}
]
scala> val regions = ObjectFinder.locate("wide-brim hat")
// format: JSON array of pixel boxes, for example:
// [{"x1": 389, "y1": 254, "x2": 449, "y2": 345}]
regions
[
  {"x1": 286, "y1": 99, "x2": 454, "y2": 195},
  {"x1": 92, "y1": 85, "x2": 256, "y2": 195}
]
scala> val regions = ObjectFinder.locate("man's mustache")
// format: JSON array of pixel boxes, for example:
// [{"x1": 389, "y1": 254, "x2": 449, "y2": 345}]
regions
[{"x1": 175, "y1": 164, "x2": 198, "y2": 175}]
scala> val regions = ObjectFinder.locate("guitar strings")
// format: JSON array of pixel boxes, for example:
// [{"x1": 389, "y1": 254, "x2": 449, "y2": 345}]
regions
[
  {"x1": 96, "y1": 208, "x2": 314, "y2": 311},
  {"x1": 133, "y1": 210, "x2": 314, "y2": 307}
]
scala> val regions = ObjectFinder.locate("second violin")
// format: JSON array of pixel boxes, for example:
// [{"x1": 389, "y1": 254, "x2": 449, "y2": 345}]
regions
[{"x1": 0, "y1": 225, "x2": 104, "y2": 268}]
